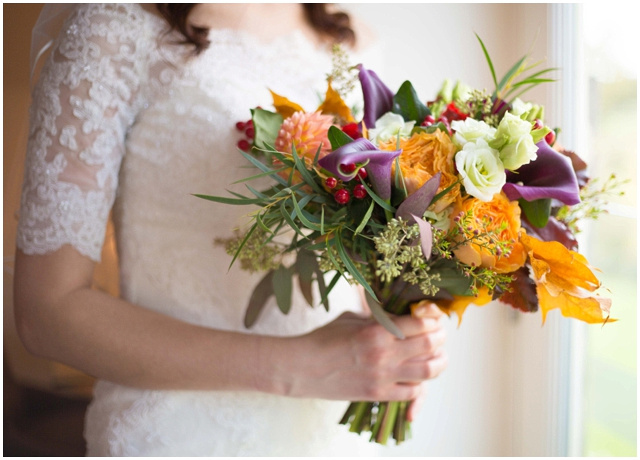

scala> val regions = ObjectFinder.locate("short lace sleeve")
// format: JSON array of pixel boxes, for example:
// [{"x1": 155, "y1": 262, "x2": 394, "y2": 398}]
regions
[{"x1": 17, "y1": 4, "x2": 150, "y2": 262}]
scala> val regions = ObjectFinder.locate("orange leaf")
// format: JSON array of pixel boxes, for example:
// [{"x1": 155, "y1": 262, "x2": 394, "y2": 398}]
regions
[
  {"x1": 521, "y1": 232, "x2": 600, "y2": 292},
  {"x1": 316, "y1": 80, "x2": 355, "y2": 123},
  {"x1": 423, "y1": 287, "x2": 493, "y2": 327},
  {"x1": 537, "y1": 284, "x2": 615, "y2": 324},
  {"x1": 270, "y1": 89, "x2": 305, "y2": 119}
]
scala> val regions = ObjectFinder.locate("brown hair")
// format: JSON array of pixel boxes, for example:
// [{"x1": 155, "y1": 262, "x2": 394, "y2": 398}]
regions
[{"x1": 155, "y1": 4, "x2": 355, "y2": 54}]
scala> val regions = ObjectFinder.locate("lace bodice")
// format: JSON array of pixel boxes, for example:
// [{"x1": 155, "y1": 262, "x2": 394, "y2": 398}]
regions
[{"x1": 18, "y1": 4, "x2": 379, "y2": 455}]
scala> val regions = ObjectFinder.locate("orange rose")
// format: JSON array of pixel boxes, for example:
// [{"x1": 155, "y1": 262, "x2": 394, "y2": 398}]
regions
[
  {"x1": 451, "y1": 192, "x2": 527, "y2": 273},
  {"x1": 380, "y1": 129, "x2": 459, "y2": 212}
]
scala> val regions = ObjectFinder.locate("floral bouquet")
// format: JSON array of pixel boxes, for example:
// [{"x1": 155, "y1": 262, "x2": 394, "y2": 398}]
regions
[{"x1": 196, "y1": 37, "x2": 616, "y2": 445}]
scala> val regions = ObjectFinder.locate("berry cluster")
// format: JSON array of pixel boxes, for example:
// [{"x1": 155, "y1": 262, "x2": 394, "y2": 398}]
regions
[
  {"x1": 325, "y1": 164, "x2": 368, "y2": 205},
  {"x1": 533, "y1": 119, "x2": 556, "y2": 146},
  {"x1": 421, "y1": 114, "x2": 452, "y2": 135},
  {"x1": 235, "y1": 119, "x2": 255, "y2": 151}
]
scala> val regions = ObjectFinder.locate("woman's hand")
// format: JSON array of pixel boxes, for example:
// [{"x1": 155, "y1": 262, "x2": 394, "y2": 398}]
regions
[{"x1": 262, "y1": 306, "x2": 448, "y2": 402}]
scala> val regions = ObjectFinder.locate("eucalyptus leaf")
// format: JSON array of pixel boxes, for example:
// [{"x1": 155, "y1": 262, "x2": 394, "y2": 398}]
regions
[
  {"x1": 296, "y1": 250, "x2": 319, "y2": 307},
  {"x1": 365, "y1": 291, "x2": 405, "y2": 339},
  {"x1": 272, "y1": 265, "x2": 293, "y2": 314},
  {"x1": 244, "y1": 271, "x2": 275, "y2": 328}
]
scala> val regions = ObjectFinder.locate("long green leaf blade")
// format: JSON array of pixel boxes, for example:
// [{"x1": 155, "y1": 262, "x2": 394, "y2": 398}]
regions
[
  {"x1": 476, "y1": 33, "x2": 497, "y2": 90},
  {"x1": 334, "y1": 233, "x2": 377, "y2": 301}
]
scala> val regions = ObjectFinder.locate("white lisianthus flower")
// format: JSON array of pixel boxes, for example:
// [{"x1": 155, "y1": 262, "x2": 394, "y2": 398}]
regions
[
  {"x1": 424, "y1": 207, "x2": 453, "y2": 232},
  {"x1": 367, "y1": 112, "x2": 415, "y2": 145},
  {"x1": 494, "y1": 112, "x2": 538, "y2": 170},
  {"x1": 455, "y1": 139, "x2": 506, "y2": 202},
  {"x1": 510, "y1": 98, "x2": 533, "y2": 117},
  {"x1": 451, "y1": 118, "x2": 497, "y2": 147}
]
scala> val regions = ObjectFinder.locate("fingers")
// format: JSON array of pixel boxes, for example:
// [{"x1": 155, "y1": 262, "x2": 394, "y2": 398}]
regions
[
  {"x1": 406, "y1": 384, "x2": 427, "y2": 422},
  {"x1": 398, "y1": 351, "x2": 448, "y2": 383},
  {"x1": 393, "y1": 314, "x2": 442, "y2": 337},
  {"x1": 397, "y1": 327, "x2": 447, "y2": 360},
  {"x1": 412, "y1": 301, "x2": 445, "y2": 319}
]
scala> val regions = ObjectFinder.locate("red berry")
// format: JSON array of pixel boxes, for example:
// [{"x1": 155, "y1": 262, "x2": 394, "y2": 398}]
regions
[
  {"x1": 246, "y1": 119, "x2": 253, "y2": 127},
  {"x1": 545, "y1": 130, "x2": 556, "y2": 146},
  {"x1": 357, "y1": 168, "x2": 368, "y2": 180},
  {"x1": 533, "y1": 119, "x2": 544, "y2": 130},
  {"x1": 325, "y1": 177, "x2": 337, "y2": 189},
  {"x1": 334, "y1": 189, "x2": 350, "y2": 204},
  {"x1": 353, "y1": 184, "x2": 367, "y2": 199},
  {"x1": 425, "y1": 115, "x2": 436, "y2": 124},
  {"x1": 235, "y1": 121, "x2": 246, "y2": 131},
  {"x1": 237, "y1": 139, "x2": 251, "y2": 151},
  {"x1": 341, "y1": 122, "x2": 362, "y2": 139},
  {"x1": 245, "y1": 127, "x2": 255, "y2": 139},
  {"x1": 341, "y1": 163, "x2": 357, "y2": 174}
]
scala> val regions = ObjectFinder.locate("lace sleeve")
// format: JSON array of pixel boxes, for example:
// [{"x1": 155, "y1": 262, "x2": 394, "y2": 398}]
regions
[{"x1": 17, "y1": 4, "x2": 149, "y2": 262}]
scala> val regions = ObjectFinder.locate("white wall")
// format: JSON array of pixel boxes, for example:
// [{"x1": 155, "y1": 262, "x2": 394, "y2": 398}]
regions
[{"x1": 340, "y1": 4, "x2": 555, "y2": 456}]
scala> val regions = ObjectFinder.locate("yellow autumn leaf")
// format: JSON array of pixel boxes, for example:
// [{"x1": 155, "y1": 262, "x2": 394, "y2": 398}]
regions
[
  {"x1": 537, "y1": 284, "x2": 615, "y2": 324},
  {"x1": 520, "y1": 231, "x2": 613, "y2": 324},
  {"x1": 413, "y1": 287, "x2": 493, "y2": 326},
  {"x1": 269, "y1": 89, "x2": 305, "y2": 119},
  {"x1": 316, "y1": 80, "x2": 355, "y2": 123},
  {"x1": 521, "y1": 232, "x2": 600, "y2": 292}
]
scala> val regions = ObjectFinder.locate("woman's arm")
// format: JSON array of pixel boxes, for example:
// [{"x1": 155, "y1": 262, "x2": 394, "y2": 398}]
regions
[{"x1": 14, "y1": 244, "x2": 447, "y2": 401}]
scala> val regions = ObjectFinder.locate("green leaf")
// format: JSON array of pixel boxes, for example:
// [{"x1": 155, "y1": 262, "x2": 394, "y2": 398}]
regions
[
  {"x1": 232, "y1": 166, "x2": 290, "y2": 185},
  {"x1": 519, "y1": 198, "x2": 551, "y2": 228},
  {"x1": 392, "y1": 81, "x2": 431, "y2": 124},
  {"x1": 280, "y1": 200, "x2": 307, "y2": 238},
  {"x1": 290, "y1": 145, "x2": 324, "y2": 194},
  {"x1": 251, "y1": 108, "x2": 283, "y2": 150},
  {"x1": 328, "y1": 125, "x2": 354, "y2": 150},
  {"x1": 354, "y1": 199, "x2": 375, "y2": 236},
  {"x1": 228, "y1": 223, "x2": 257, "y2": 270},
  {"x1": 244, "y1": 271, "x2": 275, "y2": 328},
  {"x1": 290, "y1": 193, "x2": 323, "y2": 231},
  {"x1": 334, "y1": 233, "x2": 377, "y2": 301},
  {"x1": 193, "y1": 193, "x2": 264, "y2": 206},
  {"x1": 430, "y1": 259, "x2": 473, "y2": 296},
  {"x1": 358, "y1": 180, "x2": 396, "y2": 213},
  {"x1": 495, "y1": 55, "x2": 527, "y2": 96},
  {"x1": 476, "y1": 33, "x2": 498, "y2": 90},
  {"x1": 364, "y1": 291, "x2": 404, "y2": 339},
  {"x1": 272, "y1": 265, "x2": 293, "y2": 314},
  {"x1": 316, "y1": 269, "x2": 335, "y2": 311},
  {"x1": 296, "y1": 250, "x2": 319, "y2": 307}
]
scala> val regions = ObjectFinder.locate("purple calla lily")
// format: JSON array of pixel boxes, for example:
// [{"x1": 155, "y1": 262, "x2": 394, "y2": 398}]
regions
[
  {"x1": 502, "y1": 140, "x2": 580, "y2": 205},
  {"x1": 358, "y1": 64, "x2": 395, "y2": 130},
  {"x1": 317, "y1": 138, "x2": 401, "y2": 201}
]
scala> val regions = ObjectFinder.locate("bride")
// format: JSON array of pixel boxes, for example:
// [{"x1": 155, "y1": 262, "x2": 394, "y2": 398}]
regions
[{"x1": 13, "y1": 4, "x2": 448, "y2": 456}]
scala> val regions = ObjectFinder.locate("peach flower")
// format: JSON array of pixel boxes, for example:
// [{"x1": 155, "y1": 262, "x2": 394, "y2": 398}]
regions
[
  {"x1": 380, "y1": 129, "x2": 459, "y2": 212},
  {"x1": 451, "y1": 192, "x2": 527, "y2": 273},
  {"x1": 275, "y1": 111, "x2": 333, "y2": 165}
]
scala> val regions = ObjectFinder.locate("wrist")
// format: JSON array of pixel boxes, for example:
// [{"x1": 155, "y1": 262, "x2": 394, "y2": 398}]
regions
[{"x1": 252, "y1": 334, "x2": 305, "y2": 397}]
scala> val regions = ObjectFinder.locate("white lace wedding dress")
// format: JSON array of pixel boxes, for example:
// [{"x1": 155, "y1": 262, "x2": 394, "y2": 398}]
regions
[{"x1": 17, "y1": 4, "x2": 380, "y2": 456}]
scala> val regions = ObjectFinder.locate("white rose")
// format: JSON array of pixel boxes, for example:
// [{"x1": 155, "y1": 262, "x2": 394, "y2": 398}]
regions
[
  {"x1": 451, "y1": 118, "x2": 497, "y2": 147},
  {"x1": 455, "y1": 139, "x2": 506, "y2": 202},
  {"x1": 367, "y1": 112, "x2": 415, "y2": 145},
  {"x1": 510, "y1": 98, "x2": 533, "y2": 117},
  {"x1": 494, "y1": 112, "x2": 538, "y2": 170}
]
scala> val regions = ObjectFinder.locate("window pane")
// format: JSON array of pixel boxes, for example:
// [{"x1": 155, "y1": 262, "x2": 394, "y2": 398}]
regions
[{"x1": 581, "y1": 3, "x2": 637, "y2": 456}]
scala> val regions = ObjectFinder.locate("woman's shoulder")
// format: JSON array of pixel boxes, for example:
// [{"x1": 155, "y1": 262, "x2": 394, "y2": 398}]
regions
[{"x1": 62, "y1": 3, "x2": 166, "y2": 48}]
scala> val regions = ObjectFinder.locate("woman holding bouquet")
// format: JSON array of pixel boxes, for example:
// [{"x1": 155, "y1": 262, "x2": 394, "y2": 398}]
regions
[{"x1": 13, "y1": 3, "x2": 448, "y2": 456}]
